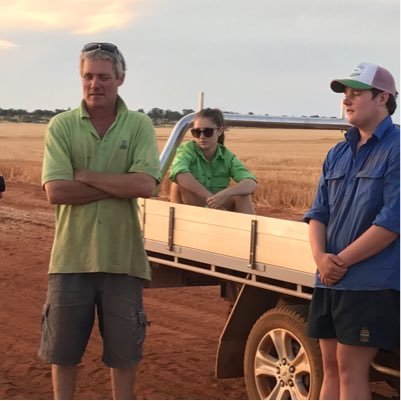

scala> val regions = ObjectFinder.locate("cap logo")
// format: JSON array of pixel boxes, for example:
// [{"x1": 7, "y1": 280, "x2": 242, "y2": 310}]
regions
[{"x1": 349, "y1": 66, "x2": 364, "y2": 77}]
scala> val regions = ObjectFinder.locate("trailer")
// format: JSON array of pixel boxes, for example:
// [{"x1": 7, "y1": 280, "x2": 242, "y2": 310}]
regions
[{"x1": 139, "y1": 113, "x2": 400, "y2": 400}]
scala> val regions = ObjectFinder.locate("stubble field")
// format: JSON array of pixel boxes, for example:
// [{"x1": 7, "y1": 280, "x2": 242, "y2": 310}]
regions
[{"x1": 0, "y1": 122, "x2": 344, "y2": 214}]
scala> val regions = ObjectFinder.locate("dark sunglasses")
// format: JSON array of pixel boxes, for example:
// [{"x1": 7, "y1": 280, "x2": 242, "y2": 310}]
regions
[
  {"x1": 82, "y1": 42, "x2": 119, "y2": 54},
  {"x1": 190, "y1": 127, "x2": 216, "y2": 138}
]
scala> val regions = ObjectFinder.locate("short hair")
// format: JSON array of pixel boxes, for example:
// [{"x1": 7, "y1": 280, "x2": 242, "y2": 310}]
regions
[
  {"x1": 371, "y1": 88, "x2": 398, "y2": 115},
  {"x1": 195, "y1": 108, "x2": 226, "y2": 145},
  {"x1": 80, "y1": 47, "x2": 126, "y2": 79}
]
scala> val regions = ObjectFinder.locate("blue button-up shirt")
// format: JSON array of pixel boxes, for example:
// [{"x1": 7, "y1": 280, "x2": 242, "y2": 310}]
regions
[{"x1": 304, "y1": 116, "x2": 400, "y2": 291}]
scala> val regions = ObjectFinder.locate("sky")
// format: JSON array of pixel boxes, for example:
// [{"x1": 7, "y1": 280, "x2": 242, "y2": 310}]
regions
[{"x1": 0, "y1": 0, "x2": 400, "y2": 120}]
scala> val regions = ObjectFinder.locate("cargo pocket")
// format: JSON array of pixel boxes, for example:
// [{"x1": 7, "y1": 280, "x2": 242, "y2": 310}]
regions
[
  {"x1": 136, "y1": 310, "x2": 148, "y2": 347},
  {"x1": 38, "y1": 302, "x2": 51, "y2": 359}
]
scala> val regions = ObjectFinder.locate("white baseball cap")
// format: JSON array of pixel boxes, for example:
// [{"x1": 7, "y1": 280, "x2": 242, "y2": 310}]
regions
[{"x1": 331, "y1": 62, "x2": 397, "y2": 97}]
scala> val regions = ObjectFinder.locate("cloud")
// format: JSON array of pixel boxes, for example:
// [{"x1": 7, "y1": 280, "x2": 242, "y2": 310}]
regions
[
  {"x1": 0, "y1": 0, "x2": 137, "y2": 35},
  {"x1": 0, "y1": 40, "x2": 17, "y2": 48}
]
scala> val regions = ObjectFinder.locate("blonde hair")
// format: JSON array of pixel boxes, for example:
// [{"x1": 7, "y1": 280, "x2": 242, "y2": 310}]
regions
[{"x1": 80, "y1": 48, "x2": 126, "y2": 79}]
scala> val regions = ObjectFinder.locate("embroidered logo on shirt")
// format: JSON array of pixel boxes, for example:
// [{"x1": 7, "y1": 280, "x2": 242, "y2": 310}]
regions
[
  {"x1": 120, "y1": 140, "x2": 128, "y2": 150},
  {"x1": 360, "y1": 327, "x2": 370, "y2": 343}
]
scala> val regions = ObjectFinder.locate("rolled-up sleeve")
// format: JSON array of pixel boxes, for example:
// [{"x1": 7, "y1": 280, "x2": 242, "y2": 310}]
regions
[
  {"x1": 169, "y1": 143, "x2": 193, "y2": 182},
  {"x1": 229, "y1": 154, "x2": 257, "y2": 183},
  {"x1": 304, "y1": 160, "x2": 330, "y2": 225},
  {"x1": 373, "y1": 149, "x2": 400, "y2": 233}
]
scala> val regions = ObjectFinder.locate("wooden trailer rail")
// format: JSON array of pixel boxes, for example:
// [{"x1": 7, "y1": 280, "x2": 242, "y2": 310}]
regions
[{"x1": 139, "y1": 198, "x2": 316, "y2": 300}]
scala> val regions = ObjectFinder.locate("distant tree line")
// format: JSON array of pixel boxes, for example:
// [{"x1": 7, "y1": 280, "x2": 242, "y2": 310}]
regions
[
  {"x1": 141, "y1": 108, "x2": 195, "y2": 125},
  {"x1": 0, "y1": 107, "x2": 196, "y2": 125},
  {"x1": 0, "y1": 108, "x2": 70, "y2": 123},
  {"x1": 0, "y1": 107, "x2": 340, "y2": 125}
]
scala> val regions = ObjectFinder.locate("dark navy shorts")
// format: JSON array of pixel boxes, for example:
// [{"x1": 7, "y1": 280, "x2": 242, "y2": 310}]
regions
[
  {"x1": 38, "y1": 273, "x2": 147, "y2": 368},
  {"x1": 307, "y1": 288, "x2": 400, "y2": 351}
]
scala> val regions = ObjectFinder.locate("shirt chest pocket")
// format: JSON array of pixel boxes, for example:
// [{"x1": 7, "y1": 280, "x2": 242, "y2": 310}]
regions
[
  {"x1": 324, "y1": 169, "x2": 346, "y2": 205},
  {"x1": 355, "y1": 167, "x2": 385, "y2": 206}
]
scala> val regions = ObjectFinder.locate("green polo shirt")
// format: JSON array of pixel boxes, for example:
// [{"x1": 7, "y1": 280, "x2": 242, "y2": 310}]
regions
[
  {"x1": 42, "y1": 97, "x2": 161, "y2": 280},
  {"x1": 169, "y1": 140, "x2": 256, "y2": 193}
]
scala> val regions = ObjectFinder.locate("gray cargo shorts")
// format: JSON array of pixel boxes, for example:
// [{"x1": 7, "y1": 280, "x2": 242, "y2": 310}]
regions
[{"x1": 38, "y1": 273, "x2": 148, "y2": 368}]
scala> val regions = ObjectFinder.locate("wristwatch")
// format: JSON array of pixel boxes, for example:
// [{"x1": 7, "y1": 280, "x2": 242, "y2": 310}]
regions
[{"x1": 0, "y1": 176, "x2": 5, "y2": 192}]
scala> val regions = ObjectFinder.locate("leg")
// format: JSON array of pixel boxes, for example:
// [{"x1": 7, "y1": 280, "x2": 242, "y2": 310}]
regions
[
  {"x1": 319, "y1": 339, "x2": 340, "y2": 400},
  {"x1": 173, "y1": 184, "x2": 205, "y2": 207},
  {"x1": 110, "y1": 366, "x2": 137, "y2": 400},
  {"x1": 233, "y1": 194, "x2": 255, "y2": 214},
  {"x1": 169, "y1": 182, "x2": 183, "y2": 203},
  {"x1": 99, "y1": 275, "x2": 146, "y2": 399},
  {"x1": 52, "y1": 364, "x2": 77, "y2": 400},
  {"x1": 337, "y1": 344, "x2": 378, "y2": 400},
  {"x1": 39, "y1": 275, "x2": 95, "y2": 399}
]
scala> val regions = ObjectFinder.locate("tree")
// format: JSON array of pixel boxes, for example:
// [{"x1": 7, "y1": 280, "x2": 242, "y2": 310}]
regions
[
  {"x1": 164, "y1": 109, "x2": 182, "y2": 122},
  {"x1": 148, "y1": 108, "x2": 165, "y2": 124},
  {"x1": 182, "y1": 109, "x2": 195, "y2": 116}
]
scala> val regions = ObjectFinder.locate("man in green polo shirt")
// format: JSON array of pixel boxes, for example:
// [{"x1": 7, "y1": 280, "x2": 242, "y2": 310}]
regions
[{"x1": 39, "y1": 42, "x2": 161, "y2": 399}]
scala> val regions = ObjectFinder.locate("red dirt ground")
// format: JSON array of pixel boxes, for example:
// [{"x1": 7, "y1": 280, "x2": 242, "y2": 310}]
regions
[
  {"x1": 0, "y1": 182, "x2": 248, "y2": 400},
  {"x1": 0, "y1": 183, "x2": 397, "y2": 399}
]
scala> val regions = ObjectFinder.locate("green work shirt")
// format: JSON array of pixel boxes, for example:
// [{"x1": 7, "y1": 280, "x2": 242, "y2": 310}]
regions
[
  {"x1": 169, "y1": 140, "x2": 256, "y2": 193},
  {"x1": 42, "y1": 97, "x2": 161, "y2": 280}
]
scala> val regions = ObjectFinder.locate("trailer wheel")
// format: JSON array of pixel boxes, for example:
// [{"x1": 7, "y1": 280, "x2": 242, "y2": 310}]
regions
[{"x1": 244, "y1": 305, "x2": 322, "y2": 400}]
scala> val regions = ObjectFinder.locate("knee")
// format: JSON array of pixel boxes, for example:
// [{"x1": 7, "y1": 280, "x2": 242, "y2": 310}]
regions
[
  {"x1": 322, "y1": 353, "x2": 339, "y2": 376},
  {"x1": 337, "y1": 357, "x2": 369, "y2": 382},
  {"x1": 233, "y1": 195, "x2": 255, "y2": 214}
]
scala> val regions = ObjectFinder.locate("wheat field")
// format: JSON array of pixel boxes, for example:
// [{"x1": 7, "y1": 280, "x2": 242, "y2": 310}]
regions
[{"x1": 0, "y1": 122, "x2": 345, "y2": 213}]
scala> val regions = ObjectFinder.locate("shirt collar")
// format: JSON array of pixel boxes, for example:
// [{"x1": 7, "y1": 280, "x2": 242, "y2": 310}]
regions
[
  {"x1": 193, "y1": 141, "x2": 224, "y2": 161},
  {"x1": 345, "y1": 115, "x2": 393, "y2": 143}
]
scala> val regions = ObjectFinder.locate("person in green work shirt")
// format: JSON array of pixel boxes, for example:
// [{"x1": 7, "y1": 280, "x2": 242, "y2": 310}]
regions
[
  {"x1": 169, "y1": 108, "x2": 257, "y2": 214},
  {"x1": 39, "y1": 42, "x2": 161, "y2": 400}
]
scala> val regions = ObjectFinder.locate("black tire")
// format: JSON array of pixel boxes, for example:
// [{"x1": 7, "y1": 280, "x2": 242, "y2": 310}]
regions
[{"x1": 244, "y1": 305, "x2": 323, "y2": 400}]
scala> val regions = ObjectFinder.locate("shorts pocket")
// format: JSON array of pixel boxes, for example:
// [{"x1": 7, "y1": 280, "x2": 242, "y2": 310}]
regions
[
  {"x1": 136, "y1": 310, "x2": 148, "y2": 346},
  {"x1": 39, "y1": 303, "x2": 51, "y2": 359},
  {"x1": 41, "y1": 303, "x2": 50, "y2": 331}
]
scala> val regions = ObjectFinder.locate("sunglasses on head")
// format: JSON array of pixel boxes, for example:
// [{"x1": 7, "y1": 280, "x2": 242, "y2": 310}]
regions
[
  {"x1": 190, "y1": 127, "x2": 216, "y2": 138},
  {"x1": 82, "y1": 42, "x2": 119, "y2": 54}
]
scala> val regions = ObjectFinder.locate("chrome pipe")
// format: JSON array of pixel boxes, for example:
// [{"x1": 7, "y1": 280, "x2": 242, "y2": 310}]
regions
[{"x1": 159, "y1": 113, "x2": 350, "y2": 178}]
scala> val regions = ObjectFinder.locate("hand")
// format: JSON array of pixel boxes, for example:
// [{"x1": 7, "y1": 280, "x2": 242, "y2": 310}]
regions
[
  {"x1": 206, "y1": 190, "x2": 230, "y2": 209},
  {"x1": 315, "y1": 253, "x2": 348, "y2": 286}
]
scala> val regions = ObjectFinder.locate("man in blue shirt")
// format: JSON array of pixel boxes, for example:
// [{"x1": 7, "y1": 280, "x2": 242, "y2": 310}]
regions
[{"x1": 304, "y1": 62, "x2": 399, "y2": 399}]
